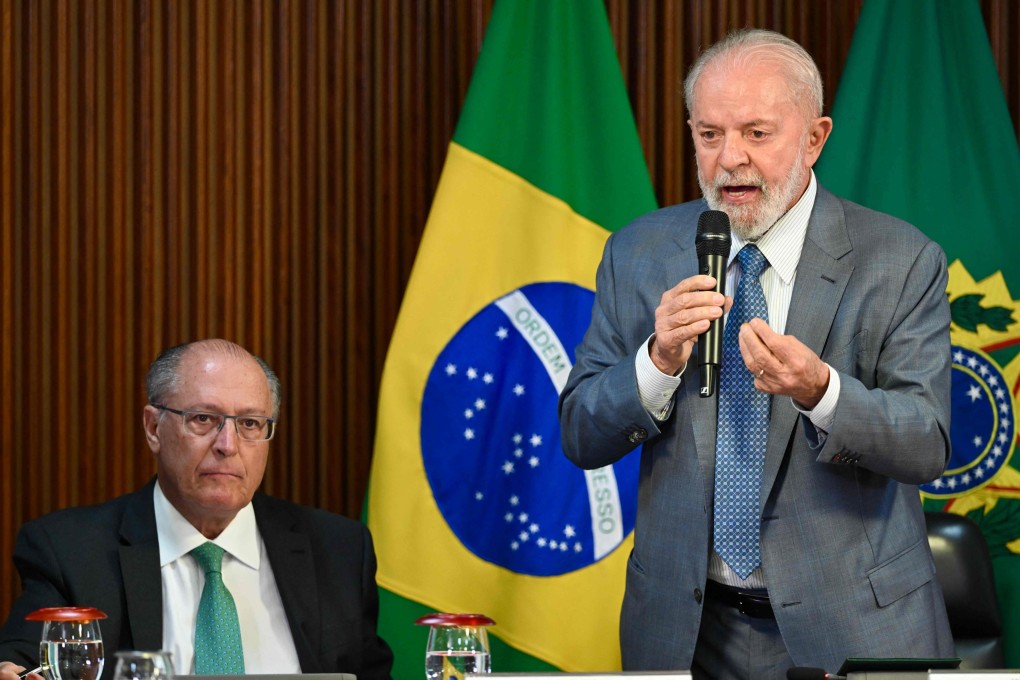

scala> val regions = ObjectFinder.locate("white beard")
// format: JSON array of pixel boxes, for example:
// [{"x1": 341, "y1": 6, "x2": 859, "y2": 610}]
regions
[{"x1": 697, "y1": 140, "x2": 808, "y2": 241}]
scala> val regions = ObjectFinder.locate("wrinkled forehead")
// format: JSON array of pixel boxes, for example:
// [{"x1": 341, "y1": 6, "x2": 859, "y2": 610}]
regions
[
  {"x1": 699, "y1": 48, "x2": 814, "y2": 118},
  {"x1": 693, "y1": 59, "x2": 810, "y2": 127}
]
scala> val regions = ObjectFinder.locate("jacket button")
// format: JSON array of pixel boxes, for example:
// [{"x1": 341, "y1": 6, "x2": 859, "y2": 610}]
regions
[
  {"x1": 627, "y1": 429, "x2": 647, "y2": 443},
  {"x1": 694, "y1": 588, "x2": 703, "y2": 604}
]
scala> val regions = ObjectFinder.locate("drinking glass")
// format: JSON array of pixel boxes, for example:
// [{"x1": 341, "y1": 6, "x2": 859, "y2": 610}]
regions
[
  {"x1": 111, "y1": 651, "x2": 174, "y2": 680},
  {"x1": 415, "y1": 613, "x2": 494, "y2": 680},
  {"x1": 26, "y1": 607, "x2": 107, "y2": 680}
]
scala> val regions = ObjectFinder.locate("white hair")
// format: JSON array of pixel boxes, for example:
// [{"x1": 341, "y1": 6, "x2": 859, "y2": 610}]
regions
[{"x1": 684, "y1": 28, "x2": 823, "y2": 120}]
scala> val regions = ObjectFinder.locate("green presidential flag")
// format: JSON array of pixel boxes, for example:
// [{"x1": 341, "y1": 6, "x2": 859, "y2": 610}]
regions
[
  {"x1": 816, "y1": 0, "x2": 1020, "y2": 663},
  {"x1": 367, "y1": 1, "x2": 656, "y2": 676}
]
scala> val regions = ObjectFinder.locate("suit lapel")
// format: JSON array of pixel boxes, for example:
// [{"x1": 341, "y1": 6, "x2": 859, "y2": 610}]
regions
[
  {"x1": 760, "y1": 187, "x2": 854, "y2": 503},
  {"x1": 690, "y1": 380, "x2": 719, "y2": 504},
  {"x1": 255, "y1": 496, "x2": 320, "y2": 672},
  {"x1": 119, "y1": 481, "x2": 164, "y2": 652}
]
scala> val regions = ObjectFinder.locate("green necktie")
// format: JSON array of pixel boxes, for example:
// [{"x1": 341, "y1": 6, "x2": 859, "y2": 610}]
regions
[{"x1": 190, "y1": 542, "x2": 245, "y2": 675}]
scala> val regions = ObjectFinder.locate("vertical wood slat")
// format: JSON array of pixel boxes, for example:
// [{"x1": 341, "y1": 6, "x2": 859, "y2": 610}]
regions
[
  {"x1": 1, "y1": 0, "x2": 1018, "y2": 621},
  {"x1": 137, "y1": 0, "x2": 165, "y2": 480},
  {"x1": 81, "y1": 0, "x2": 99, "y2": 497},
  {"x1": 27, "y1": 0, "x2": 49, "y2": 517},
  {"x1": 983, "y1": 0, "x2": 1019, "y2": 137},
  {"x1": 0, "y1": 0, "x2": 19, "y2": 609},
  {"x1": 323, "y1": 0, "x2": 343, "y2": 505},
  {"x1": 54, "y1": 0, "x2": 71, "y2": 510}
]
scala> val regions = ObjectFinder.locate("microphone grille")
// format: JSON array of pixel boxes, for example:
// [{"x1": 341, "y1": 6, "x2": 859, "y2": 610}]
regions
[{"x1": 696, "y1": 210, "x2": 732, "y2": 258}]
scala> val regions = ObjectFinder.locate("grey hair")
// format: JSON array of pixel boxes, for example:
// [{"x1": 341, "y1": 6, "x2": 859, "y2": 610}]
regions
[
  {"x1": 146, "y1": 339, "x2": 282, "y2": 419},
  {"x1": 683, "y1": 28, "x2": 823, "y2": 120}
]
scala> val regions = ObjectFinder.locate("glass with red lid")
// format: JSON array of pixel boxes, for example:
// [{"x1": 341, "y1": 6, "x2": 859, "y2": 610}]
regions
[
  {"x1": 26, "y1": 607, "x2": 107, "y2": 680},
  {"x1": 415, "y1": 613, "x2": 494, "y2": 679}
]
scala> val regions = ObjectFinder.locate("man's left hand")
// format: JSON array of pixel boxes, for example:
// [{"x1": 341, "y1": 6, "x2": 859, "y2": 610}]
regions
[{"x1": 737, "y1": 318, "x2": 829, "y2": 409}]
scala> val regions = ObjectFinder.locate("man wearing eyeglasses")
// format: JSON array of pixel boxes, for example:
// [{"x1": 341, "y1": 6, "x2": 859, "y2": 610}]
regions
[{"x1": 0, "y1": 339, "x2": 393, "y2": 680}]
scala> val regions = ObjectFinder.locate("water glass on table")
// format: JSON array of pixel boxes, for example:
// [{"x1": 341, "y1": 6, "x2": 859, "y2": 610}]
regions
[
  {"x1": 26, "y1": 607, "x2": 107, "y2": 680},
  {"x1": 111, "y1": 651, "x2": 174, "y2": 680},
  {"x1": 416, "y1": 613, "x2": 494, "y2": 680}
]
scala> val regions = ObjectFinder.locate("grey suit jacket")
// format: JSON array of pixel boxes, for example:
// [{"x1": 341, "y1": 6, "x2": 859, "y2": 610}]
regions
[
  {"x1": 0, "y1": 478, "x2": 393, "y2": 680},
  {"x1": 559, "y1": 186, "x2": 954, "y2": 671}
]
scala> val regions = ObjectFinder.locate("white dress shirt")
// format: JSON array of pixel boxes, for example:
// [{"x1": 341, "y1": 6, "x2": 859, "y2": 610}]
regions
[
  {"x1": 635, "y1": 171, "x2": 840, "y2": 588},
  {"x1": 154, "y1": 481, "x2": 302, "y2": 674}
]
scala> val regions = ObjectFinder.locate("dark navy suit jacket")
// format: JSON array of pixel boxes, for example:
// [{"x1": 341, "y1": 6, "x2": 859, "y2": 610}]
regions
[{"x1": 0, "y1": 478, "x2": 393, "y2": 680}]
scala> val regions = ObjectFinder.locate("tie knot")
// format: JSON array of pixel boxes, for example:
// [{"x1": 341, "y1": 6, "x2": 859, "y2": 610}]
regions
[
  {"x1": 190, "y1": 541, "x2": 226, "y2": 574},
  {"x1": 738, "y1": 244, "x2": 768, "y2": 279}
]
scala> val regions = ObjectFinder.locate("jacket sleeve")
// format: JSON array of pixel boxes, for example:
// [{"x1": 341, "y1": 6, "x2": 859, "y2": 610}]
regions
[
  {"x1": 810, "y1": 238, "x2": 952, "y2": 484},
  {"x1": 355, "y1": 526, "x2": 393, "y2": 680},
  {"x1": 559, "y1": 231, "x2": 667, "y2": 470},
  {"x1": 0, "y1": 521, "x2": 73, "y2": 670}
]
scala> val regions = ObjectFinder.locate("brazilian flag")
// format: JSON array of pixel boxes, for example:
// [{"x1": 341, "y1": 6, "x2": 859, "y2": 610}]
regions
[
  {"x1": 816, "y1": 0, "x2": 1020, "y2": 664},
  {"x1": 367, "y1": 1, "x2": 656, "y2": 676}
]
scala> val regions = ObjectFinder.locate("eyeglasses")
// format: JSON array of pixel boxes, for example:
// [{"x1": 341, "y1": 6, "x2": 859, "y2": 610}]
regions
[{"x1": 152, "y1": 404, "x2": 276, "y2": 441}]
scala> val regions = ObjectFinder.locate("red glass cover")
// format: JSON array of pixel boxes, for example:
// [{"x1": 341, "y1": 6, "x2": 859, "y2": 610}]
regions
[
  {"x1": 414, "y1": 613, "x2": 495, "y2": 627},
  {"x1": 25, "y1": 607, "x2": 108, "y2": 622}
]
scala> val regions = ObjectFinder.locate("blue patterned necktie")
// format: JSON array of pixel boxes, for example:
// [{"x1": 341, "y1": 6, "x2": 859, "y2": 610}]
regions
[
  {"x1": 191, "y1": 542, "x2": 245, "y2": 675},
  {"x1": 713, "y1": 244, "x2": 771, "y2": 579}
]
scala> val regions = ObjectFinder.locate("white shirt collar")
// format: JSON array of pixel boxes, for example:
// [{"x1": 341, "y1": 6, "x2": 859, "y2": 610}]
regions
[
  {"x1": 729, "y1": 170, "x2": 817, "y2": 282},
  {"x1": 153, "y1": 480, "x2": 261, "y2": 570}
]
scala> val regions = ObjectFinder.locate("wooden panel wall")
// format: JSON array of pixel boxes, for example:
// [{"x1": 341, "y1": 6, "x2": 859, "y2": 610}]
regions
[{"x1": 1, "y1": 0, "x2": 1018, "y2": 619}]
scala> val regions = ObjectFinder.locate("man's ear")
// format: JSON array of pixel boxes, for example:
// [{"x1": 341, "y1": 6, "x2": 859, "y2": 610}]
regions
[
  {"x1": 142, "y1": 405, "x2": 162, "y2": 454},
  {"x1": 805, "y1": 116, "x2": 833, "y2": 167}
]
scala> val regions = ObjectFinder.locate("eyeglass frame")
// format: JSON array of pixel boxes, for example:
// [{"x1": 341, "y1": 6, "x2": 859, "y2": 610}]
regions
[{"x1": 150, "y1": 404, "x2": 277, "y2": 441}]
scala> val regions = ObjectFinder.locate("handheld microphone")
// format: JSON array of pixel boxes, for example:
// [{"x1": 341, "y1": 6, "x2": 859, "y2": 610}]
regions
[
  {"x1": 695, "y1": 210, "x2": 731, "y2": 398},
  {"x1": 786, "y1": 668, "x2": 846, "y2": 680}
]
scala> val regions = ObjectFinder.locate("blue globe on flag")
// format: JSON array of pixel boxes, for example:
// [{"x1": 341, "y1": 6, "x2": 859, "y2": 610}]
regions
[
  {"x1": 921, "y1": 345, "x2": 1016, "y2": 497},
  {"x1": 420, "y1": 282, "x2": 639, "y2": 576}
]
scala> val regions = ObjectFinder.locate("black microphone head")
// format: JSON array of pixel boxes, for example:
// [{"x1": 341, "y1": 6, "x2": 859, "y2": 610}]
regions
[
  {"x1": 786, "y1": 668, "x2": 829, "y2": 680},
  {"x1": 695, "y1": 209, "x2": 732, "y2": 258}
]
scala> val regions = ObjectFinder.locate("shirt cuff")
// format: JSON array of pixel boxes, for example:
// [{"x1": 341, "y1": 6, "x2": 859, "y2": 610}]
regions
[
  {"x1": 793, "y1": 363, "x2": 839, "y2": 434},
  {"x1": 636, "y1": 334, "x2": 684, "y2": 421}
]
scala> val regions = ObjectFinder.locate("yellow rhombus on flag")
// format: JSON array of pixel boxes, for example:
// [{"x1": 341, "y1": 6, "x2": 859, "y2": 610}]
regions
[{"x1": 367, "y1": 0, "x2": 657, "y2": 676}]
